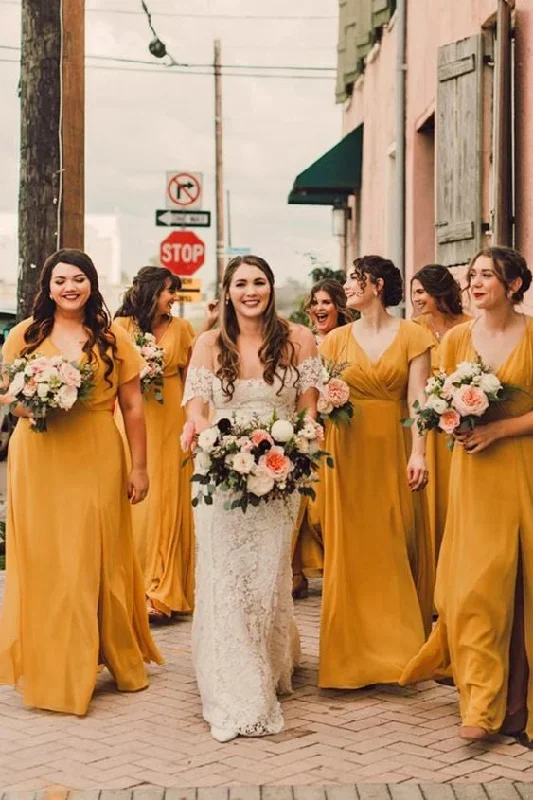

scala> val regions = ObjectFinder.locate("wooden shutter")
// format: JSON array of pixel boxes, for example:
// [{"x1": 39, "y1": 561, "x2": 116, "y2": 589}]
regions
[
  {"x1": 372, "y1": 0, "x2": 393, "y2": 28},
  {"x1": 435, "y1": 36, "x2": 483, "y2": 266}
]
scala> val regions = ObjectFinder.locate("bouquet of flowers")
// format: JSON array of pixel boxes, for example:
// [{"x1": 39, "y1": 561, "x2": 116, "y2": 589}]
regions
[
  {"x1": 411, "y1": 358, "x2": 512, "y2": 444},
  {"x1": 317, "y1": 358, "x2": 353, "y2": 425},
  {"x1": 4, "y1": 353, "x2": 94, "y2": 433},
  {"x1": 134, "y1": 331, "x2": 165, "y2": 404},
  {"x1": 188, "y1": 412, "x2": 332, "y2": 513}
]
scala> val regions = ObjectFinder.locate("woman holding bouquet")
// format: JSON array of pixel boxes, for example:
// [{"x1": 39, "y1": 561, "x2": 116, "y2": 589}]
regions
[
  {"x1": 183, "y1": 254, "x2": 321, "y2": 742},
  {"x1": 0, "y1": 249, "x2": 162, "y2": 716},
  {"x1": 115, "y1": 267, "x2": 195, "y2": 620},
  {"x1": 411, "y1": 264, "x2": 470, "y2": 565},
  {"x1": 319, "y1": 255, "x2": 434, "y2": 689},
  {"x1": 402, "y1": 247, "x2": 533, "y2": 742},
  {"x1": 292, "y1": 278, "x2": 353, "y2": 598}
]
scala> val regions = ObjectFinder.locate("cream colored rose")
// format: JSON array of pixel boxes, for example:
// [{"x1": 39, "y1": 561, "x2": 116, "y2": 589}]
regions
[
  {"x1": 247, "y1": 468, "x2": 275, "y2": 497},
  {"x1": 271, "y1": 419, "x2": 294, "y2": 442},
  {"x1": 197, "y1": 426, "x2": 219, "y2": 452}
]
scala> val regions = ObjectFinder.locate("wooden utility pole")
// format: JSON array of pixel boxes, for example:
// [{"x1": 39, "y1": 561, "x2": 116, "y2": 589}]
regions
[
  {"x1": 214, "y1": 39, "x2": 225, "y2": 293},
  {"x1": 17, "y1": 0, "x2": 85, "y2": 320}
]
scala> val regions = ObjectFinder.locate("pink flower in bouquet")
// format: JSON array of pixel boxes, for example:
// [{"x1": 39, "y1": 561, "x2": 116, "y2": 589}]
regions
[
  {"x1": 250, "y1": 429, "x2": 274, "y2": 448},
  {"x1": 452, "y1": 385, "x2": 489, "y2": 418},
  {"x1": 325, "y1": 378, "x2": 350, "y2": 407},
  {"x1": 259, "y1": 446, "x2": 293, "y2": 482},
  {"x1": 59, "y1": 361, "x2": 82, "y2": 388},
  {"x1": 317, "y1": 394, "x2": 334, "y2": 415},
  {"x1": 57, "y1": 384, "x2": 78, "y2": 411},
  {"x1": 438, "y1": 408, "x2": 461, "y2": 434},
  {"x1": 441, "y1": 378, "x2": 455, "y2": 400}
]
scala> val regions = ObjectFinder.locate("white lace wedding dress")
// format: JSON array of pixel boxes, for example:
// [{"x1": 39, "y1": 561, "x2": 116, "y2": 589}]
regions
[{"x1": 183, "y1": 360, "x2": 322, "y2": 737}]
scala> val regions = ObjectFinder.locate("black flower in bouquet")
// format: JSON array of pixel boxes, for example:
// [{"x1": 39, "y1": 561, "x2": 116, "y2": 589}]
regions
[{"x1": 217, "y1": 417, "x2": 232, "y2": 435}]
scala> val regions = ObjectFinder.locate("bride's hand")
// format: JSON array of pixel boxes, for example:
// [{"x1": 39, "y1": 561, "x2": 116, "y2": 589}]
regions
[{"x1": 181, "y1": 417, "x2": 210, "y2": 451}]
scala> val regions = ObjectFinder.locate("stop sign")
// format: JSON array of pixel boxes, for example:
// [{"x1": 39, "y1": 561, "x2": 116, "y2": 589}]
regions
[{"x1": 159, "y1": 231, "x2": 205, "y2": 276}]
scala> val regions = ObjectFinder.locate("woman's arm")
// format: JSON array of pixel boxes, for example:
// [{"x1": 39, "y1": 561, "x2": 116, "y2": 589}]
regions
[
  {"x1": 117, "y1": 375, "x2": 149, "y2": 504},
  {"x1": 183, "y1": 331, "x2": 216, "y2": 447},
  {"x1": 293, "y1": 326, "x2": 320, "y2": 418},
  {"x1": 458, "y1": 411, "x2": 533, "y2": 454},
  {"x1": 407, "y1": 349, "x2": 431, "y2": 491}
]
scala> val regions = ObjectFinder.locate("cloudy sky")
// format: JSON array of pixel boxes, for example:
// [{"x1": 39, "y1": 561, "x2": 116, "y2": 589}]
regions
[{"x1": 0, "y1": 0, "x2": 342, "y2": 292}]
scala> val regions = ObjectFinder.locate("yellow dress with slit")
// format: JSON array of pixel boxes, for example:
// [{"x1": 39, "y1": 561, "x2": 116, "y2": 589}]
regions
[
  {"x1": 414, "y1": 313, "x2": 471, "y2": 565},
  {"x1": 318, "y1": 320, "x2": 434, "y2": 688},
  {"x1": 401, "y1": 317, "x2": 533, "y2": 738},
  {"x1": 115, "y1": 316, "x2": 195, "y2": 615},
  {"x1": 0, "y1": 319, "x2": 163, "y2": 716}
]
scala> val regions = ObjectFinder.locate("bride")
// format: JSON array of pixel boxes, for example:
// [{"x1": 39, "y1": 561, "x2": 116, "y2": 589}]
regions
[{"x1": 183, "y1": 255, "x2": 321, "y2": 742}]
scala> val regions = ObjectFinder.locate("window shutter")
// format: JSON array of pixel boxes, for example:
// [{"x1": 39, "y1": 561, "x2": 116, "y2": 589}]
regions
[
  {"x1": 372, "y1": 0, "x2": 393, "y2": 28},
  {"x1": 435, "y1": 36, "x2": 483, "y2": 266}
]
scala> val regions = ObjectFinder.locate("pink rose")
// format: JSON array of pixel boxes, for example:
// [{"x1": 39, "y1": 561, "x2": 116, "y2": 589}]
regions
[
  {"x1": 452, "y1": 385, "x2": 490, "y2": 418},
  {"x1": 317, "y1": 395, "x2": 334, "y2": 415},
  {"x1": 251, "y1": 429, "x2": 274, "y2": 448},
  {"x1": 325, "y1": 378, "x2": 350, "y2": 407},
  {"x1": 59, "y1": 362, "x2": 82, "y2": 388},
  {"x1": 259, "y1": 446, "x2": 293, "y2": 482},
  {"x1": 441, "y1": 378, "x2": 455, "y2": 400},
  {"x1": 438, "y1": 408, "x2": 461, "y2": 434}
]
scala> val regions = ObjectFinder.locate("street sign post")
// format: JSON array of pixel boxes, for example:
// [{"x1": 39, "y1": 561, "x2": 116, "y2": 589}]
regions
[
  {"x1": 160, "y1": 231, "x2": 205, "y2": 277},
  {"x1": 225, "y1": 246, "x2": 252, "y2": 257},
  {"x1": 156, "y1": 209, "x2": 211, "y2": 228},
  {"x1": 166, "y1": 171, "x2": 203, "y2": 210}
]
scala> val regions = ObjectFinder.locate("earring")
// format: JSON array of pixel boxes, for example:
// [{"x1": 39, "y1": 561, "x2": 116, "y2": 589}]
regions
[
  {"x1": 225, "y1": 297, "x2": 229, "y2": 305},
  {"x1": 373, "y1": 291, "x2": 378, "y2": 297}
]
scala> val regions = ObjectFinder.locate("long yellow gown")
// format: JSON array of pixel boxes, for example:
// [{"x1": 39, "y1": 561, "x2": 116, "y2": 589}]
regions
[
  {"x1": 318, "y1": 320, "x2": 434, "y2": 688},
  {"x1": 115, "y1": 316, "x2": 195, "y2": 615},
  {"x1": 401, "y1": 317, "x2": 533, "y2": 738},
  {"x1": 414, "y1": 313, "x2": 470, "y2": 565},
  {"x1": 0, "y1": 319, "x2": 163, "y2": 715}
]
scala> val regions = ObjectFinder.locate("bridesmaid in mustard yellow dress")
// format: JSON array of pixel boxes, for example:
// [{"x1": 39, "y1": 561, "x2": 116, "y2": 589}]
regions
[
  {"x1": 292, "y1": 279, "x2": 353, "y2": 598},
  {"x1": 319, "y1": 255, "x2": 434, "y2": 689},
  {"x1": 411, "y1": 264, "x2": 470, "y2": 565},
  {"x1": 115, "y1": 267, "x2": 195, "y2": 619},
  {"x1": 402, "y1": 247, "x2": 533, "y2": 742},
  {"x1": 0, "y1": 249, "x2": 162, "y2": 715}
]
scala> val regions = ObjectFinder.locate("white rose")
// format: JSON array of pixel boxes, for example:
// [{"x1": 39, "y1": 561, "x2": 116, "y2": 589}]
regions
[
  {"x1": 8, "y1": 371, "x2": 25, "y2": 397},
  {"x1": 424, "y1": 394, "x2": 448, "y2": 415},
  {"x1": 197, "y1": 426, "x2": 219, "y2": 453},
  {"x1": 232, "y1": 452, "x2": 256, "y2": 474},
  {"x1": 453, "y1": 361, "x2": 476, "y2": 380},
  {"x1": 195, "y1": 452, "x2": 212, "y2": 475},
  {"x1": 294, "y1": 435, "x2": 310, "y2": 454},
  {"x1": 247, "y1": 468, "x2": 275, "y2": 497},
  {"x1": 37, "y1": 382, "x2": 50, "y2": 399},
  {"x1": 479, "y1": 372, "x2": 502, "y2": 396},
  {"x1": 57, "y1": 384, "x2": 78, "y2": 410},
  {"x1": 271, "y1": 419, "x2": 294, "y2": 442},
  {"x1": 301, "y1": 422, "x2": 319, "y2": 441}
]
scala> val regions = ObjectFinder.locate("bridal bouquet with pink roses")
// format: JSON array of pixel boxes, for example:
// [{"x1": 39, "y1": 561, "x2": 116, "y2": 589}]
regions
[
  {"x1": 317, "y1": 358, "x2": 353, "y2": 426},
  {"x1": 133, "y1": 331, "x2": 165, "y2": 403},
  {"x1": 187, "y1": 411, "x2": 331, "y2": 513},
  {"x1": 4, "y1": 353, "x2": 93, "y2": 433},
  {"x1": 411, "y1": 358, "x2": 512, "y2": 445}
]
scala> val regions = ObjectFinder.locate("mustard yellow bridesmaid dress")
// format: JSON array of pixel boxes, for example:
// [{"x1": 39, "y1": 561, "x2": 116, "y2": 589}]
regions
[
  {"x1": 0, "y1": 320, "x2": 163, "y2": 716},
  {"x1": 318, "y1": 320, "x2": 434, "y2": 688},
  {"x1": 115, "y1": 316, "x2": 195, "y2": 616},
  {"x1": 402, "y1": 317, "x2": 533, "y2": 738},
  {"x1": 414, "y1": 313, "x2": 470, "y2": 565}
]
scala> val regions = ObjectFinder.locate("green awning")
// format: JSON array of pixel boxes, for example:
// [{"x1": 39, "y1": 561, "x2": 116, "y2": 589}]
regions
[{"x1": 288, "y1": 125, "x2": 363, "y2": 206}]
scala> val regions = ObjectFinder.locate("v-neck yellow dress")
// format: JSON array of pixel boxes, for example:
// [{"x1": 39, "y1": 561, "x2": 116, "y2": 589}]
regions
[
  {"x1": 402, "y1": 317, "x2": 533, "y2": 737},
  {"x1": 414, "y1": 313, "x2": 471, "y2": 565},
  {"x1": 115, "y1": 316, "x2": 195, "y2": 616},
  {"x1": 318, "y1": 320, "x2": 434, "y2": 688},
  {"x1": 0, "y1": 319, "x2": 163, "y2": 716}
]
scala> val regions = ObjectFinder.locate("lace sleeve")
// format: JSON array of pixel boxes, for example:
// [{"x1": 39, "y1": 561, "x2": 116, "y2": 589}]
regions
[
  {"x1": 182, "y1": 366, "x2": 214, "y2": 405},
  {"x1": 296, "y1": 356, "x2": 324, "y2": 395}
]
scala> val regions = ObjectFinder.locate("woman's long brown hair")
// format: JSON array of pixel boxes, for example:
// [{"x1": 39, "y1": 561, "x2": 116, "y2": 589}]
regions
[
  {"x1": 216, "y1": 255, "x2": 297, "y2": 400},
  {"x1": 115, "y1": 266, "x2": 181, "y2": 332},
  {"x1": 22, "y1": 248, "x2": 118, "y2": 385}
]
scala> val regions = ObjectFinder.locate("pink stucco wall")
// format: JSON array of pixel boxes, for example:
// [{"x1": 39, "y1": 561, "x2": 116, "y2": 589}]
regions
[{"x1": 343, "y1": 0, "x2": 533, "y2": 305}]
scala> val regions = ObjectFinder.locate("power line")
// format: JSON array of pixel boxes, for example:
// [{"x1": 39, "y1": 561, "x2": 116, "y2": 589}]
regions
[{"x1": 0, "y1": 2, "x2": 335, "y2": 19}]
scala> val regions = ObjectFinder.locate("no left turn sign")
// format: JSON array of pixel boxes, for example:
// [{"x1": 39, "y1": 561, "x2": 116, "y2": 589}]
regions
[{"x1": 166, "y1": 171, "x2": 203, "y2": 210}]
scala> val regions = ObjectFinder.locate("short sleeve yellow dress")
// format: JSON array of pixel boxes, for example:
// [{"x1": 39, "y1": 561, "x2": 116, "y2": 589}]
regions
[
  {"x1": 401, "y1": 317, "x2": 533, "y2": 739},
  {"x1": 414, "y1": 313, "x2": 471, "y2": 564},
  {"x1": 318, "y1": 319, "x2": 434, "y2": 688},
  {"x1": 0, "y1": 319, "x2": 163, "y2": 716},
  {"x1": 115, "y1": 316, "x2": 195, "y2": 616}
]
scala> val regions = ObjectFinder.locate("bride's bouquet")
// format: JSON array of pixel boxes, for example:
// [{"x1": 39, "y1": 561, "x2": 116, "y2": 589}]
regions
[
  {"x1": 4, "y1": 353, "x2": 94, "y2": 432},
  {"x1": 188, "y1": 412, "x2": 332, "y2": 513},
  {"x1": 317, "y1": 358, "x2": 353, "y2": 426},
  {"x1": 133, "y1": 331, "x2": 165, "y2": 404},
  {"x1": 410, "y1": 358, "x2": 512, "y2": 445}
]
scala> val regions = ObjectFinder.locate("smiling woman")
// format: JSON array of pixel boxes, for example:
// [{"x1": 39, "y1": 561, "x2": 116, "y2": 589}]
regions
[{"x1": 0, "y1": 248, "x2": 162, "y2": 716}]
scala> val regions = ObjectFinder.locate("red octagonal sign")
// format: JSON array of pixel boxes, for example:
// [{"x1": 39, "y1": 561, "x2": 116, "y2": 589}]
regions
[{"x1": 159, "y1": 230, "x2": 205, "y2": 277}]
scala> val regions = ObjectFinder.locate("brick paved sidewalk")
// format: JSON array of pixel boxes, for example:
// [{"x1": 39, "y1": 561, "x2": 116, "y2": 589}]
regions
[{"x1": 2, "y1": 576, "x2": 533, "y2": 791}]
